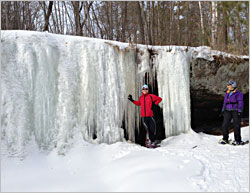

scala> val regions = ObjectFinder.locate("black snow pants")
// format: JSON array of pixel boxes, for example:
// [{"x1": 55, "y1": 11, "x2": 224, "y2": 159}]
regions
[
  {"x1": 222, "y1": 110, "x2": 241, "y2": 142},
  {"x1": 142, "y1": 117, "x2": 156, "y2": 143}
]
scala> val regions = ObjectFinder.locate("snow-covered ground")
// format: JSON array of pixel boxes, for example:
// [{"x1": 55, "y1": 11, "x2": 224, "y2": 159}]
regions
[{"x1": 2, "y1": 126, "x2": 249, "y2": 192}]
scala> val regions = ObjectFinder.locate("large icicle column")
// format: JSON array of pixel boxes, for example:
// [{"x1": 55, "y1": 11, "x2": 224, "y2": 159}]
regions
[
  {"x1": 1, "y1": 31, "x2": 138, "y2": 155},
  {"x1": 155, "y1": 47, "x2": 191, "y2": 137},
  {"x1": 1, "y1": 31, "x2": 193, "y2": 155}
]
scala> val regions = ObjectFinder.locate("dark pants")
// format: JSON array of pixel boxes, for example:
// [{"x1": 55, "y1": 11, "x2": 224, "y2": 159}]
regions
[
  {"x1": 222, "y1": 110, "x2": 241, "y2": 142},
  {"x1": 142, "y1": 117, "x2": 156, "y2": 142}
]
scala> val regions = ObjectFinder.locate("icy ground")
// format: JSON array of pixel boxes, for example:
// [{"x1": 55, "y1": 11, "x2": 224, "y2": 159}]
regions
[{"x1": 1, "y1": 126, "x2": 249, "y2": 192}]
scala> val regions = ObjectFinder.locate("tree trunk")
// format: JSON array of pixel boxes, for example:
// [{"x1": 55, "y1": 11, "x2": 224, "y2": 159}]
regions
[
  {"x1": 91, "y1": 4, "x2": 104, "y2": 39},
  {"x1": 13, "y1": 2, "x2": 19, "y2": 29},
  {"x1": 177, "y1": 1, "x2": 181, "y2": 44},
  {"x1": 199, "y1": 1, "x2": 205, "y2": 45},
  {"x1": 57, "y1": 2, "x2": 63, "y2": 34},
  {"x1": 222, "y1": 6, "x2": 228, "y2": 50},
  {"x1": 146, "y1": 1, "x2": 152, "y2": 45},
  {"x1": 121, "y1": 2, "x2": 128, "y2": 42},
  {"x1": 211, "y1": 1, "x2": 217, "y2": 48},
  {"x1": 54, "y1": 3, "x2": 59, "y2": 33},
  {"x1": 151, "y1": 1, "x2": 155, "y2": 45},
  {"x1": 156, "y1": 2, "x2": 160, "y2": 45},
  {"x1": 184, "y1": 2, "x2": 189, "y2": 46},
  {"x1": 72, "y1": 1, "x2": 82, "y2": 35},
  {"x1": 169, "y1": 2, "x2": 172, "y2": 44},
  {"x1": 43, "y1": 1, "x2": 53, "y2": 32},
  {"x1": 6, "y1": 2, "x2": 10, "y2": 29},
  {"x1": 64, "y1": 2, "x2": 74, "y2": 34},
  {"x1": 114, "y1": 2, "x2": 120, "y2": 41},
  {"x1": 109, "y1": 2, "x2": 114, "y2": 40},
  {"x1": 22, "y1": 2, "x2": 25, "y2": 29},
  {"x1": 136, "y1": 2, "x2": 145, "y2": 44}
]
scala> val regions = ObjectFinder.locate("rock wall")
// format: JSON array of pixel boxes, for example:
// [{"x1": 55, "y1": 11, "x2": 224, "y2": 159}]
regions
[
  {"x1": 190, "y1": 55, "x2": 249, "y2": 96},
  {"x1": 190, "y1": 54, "x2": 249, "y2": 133}
]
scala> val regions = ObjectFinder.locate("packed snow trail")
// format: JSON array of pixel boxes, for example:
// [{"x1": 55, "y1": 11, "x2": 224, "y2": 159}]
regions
[
  {"x1": 2, "y1": 127, "x2": 249, "y2": 192},
  {"x1": 158, "y1": 127, "x2": 249, "y2": 192}
]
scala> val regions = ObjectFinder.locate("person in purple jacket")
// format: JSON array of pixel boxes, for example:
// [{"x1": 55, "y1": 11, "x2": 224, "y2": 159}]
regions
[{"x1": 219, "y1": 80, "x2": 244, "y2": 145}]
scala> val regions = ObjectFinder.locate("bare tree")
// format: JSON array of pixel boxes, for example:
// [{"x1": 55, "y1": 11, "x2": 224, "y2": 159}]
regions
[
  {"x1": 146, "y1": 1, "x2": 152, "y2": 45},
  {"x1": 211, "y1": 1, "x2": 218, "y2": 48},
  {"x1": 121, "y1": 2, "x2": 128, "y2": 42},
  {"x1": 72, "y1": 1, "x2": 81, "y2": 35},
  {"x1": 43, "y1": 1, "x2": 53, "y2": 31},
  {"x1": 136, "y1": 2, "x2": 145, "y2": 44},
  {"x1": 199, "y1": 1, "x2": 205, "y2": 45},
  {"x1": 1, "y1": 1, "x2": 248, "y2": 55},
  {"x1": 91, "y1": 3, "x2": 104, "y2": 38}
]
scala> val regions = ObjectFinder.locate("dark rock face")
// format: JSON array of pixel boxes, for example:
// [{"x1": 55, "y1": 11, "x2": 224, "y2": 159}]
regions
[
  {"x1": 190, "y1": 56, "x2": 249, "y2": 96},
  {"x1": 190, "y1": 55, "x2": 249, "y2": 134}
]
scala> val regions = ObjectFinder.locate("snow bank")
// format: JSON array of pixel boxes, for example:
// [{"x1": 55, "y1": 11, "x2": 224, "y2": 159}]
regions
[{"x1": 2, "y1": 126, "x2": 249, "y2": 192}]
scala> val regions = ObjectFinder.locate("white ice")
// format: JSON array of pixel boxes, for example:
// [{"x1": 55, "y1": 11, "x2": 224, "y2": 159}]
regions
[
  {"x1": 1, "y1": 31, "x2": 138, "y2": 155},
  {"x1": 155, "y1": 47, "x2": 191, "y2": 137}
]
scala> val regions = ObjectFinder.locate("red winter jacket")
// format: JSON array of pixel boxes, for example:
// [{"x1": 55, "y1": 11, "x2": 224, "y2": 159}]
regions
[{"x1": 133, "y1": 93, "x2": 162, "y2": 117}]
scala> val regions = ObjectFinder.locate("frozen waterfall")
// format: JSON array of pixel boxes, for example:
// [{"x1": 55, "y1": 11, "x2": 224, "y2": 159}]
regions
[
  {"x1": 1, "y1": 31, "x2": 193, "y2": 155},
  {"x1": 155, "y1": 47, "x2": 191, "y2": 137}
]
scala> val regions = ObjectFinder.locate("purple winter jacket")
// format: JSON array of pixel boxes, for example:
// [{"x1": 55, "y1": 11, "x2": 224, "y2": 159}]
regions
[{"x1": 222, "y1": 90, "x2": 244, "y2": 112}]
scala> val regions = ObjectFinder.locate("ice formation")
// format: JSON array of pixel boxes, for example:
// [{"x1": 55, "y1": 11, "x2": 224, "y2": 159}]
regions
[
  {"x1": 155, "y1": 47, "x2": 191, "y2": 137},
  {"x1": 2, "y1": 30, "x2": 232, "y2": 154}
]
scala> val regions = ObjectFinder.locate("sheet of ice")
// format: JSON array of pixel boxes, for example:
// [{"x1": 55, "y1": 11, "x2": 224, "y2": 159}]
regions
[
  {"x1": 1, "y1": 127, "x2": 249, "y2": 192},
  {"x1": 1, "y1": 31, "x2": 138, "y2": 155},
  {"x1": 155, "y1": 47, "x2": 191, "y2": 137}
]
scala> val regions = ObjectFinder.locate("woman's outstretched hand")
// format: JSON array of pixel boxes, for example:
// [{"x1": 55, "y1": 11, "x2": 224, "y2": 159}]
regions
[{"x1": 128, "y1": 94, "x2": 134, "y2": 102}]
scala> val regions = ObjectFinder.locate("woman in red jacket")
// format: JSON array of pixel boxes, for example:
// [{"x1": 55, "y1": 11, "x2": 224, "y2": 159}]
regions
[{"x1": 128, "y1": 84, "x2": 162, "y2": 148}]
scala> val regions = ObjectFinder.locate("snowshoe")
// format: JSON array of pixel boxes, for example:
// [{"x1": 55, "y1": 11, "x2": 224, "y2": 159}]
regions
[
  {"x1": 145, "y1": 141, "x2": 160, "y2": 148},
  {"x1": 154, "y1": 139, "x2": 162, "y2": 145},
  {"x1": 146, "y1": 143, "x2": 160, "y2": 149},
  {"x1": 145, "y1": 132, "x2": 160, "y2": 148},
  {"x1": 218, "y1": 139, "x2": 232, "y2": 145},
  {"x1": 231, "y1": 140, "x2": 249, "y2": 146},
  {"x1": 151, "y1": 141, "x2": 160, "y2": 148}
]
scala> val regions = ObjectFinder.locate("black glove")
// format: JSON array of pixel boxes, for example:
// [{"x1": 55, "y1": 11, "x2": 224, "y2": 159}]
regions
[{"x1": 128, "y1": 94, "x2": 134, "y2": 102}]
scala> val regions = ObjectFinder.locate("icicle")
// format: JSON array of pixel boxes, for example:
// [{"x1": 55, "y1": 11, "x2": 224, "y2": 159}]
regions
[
  {"x1": 1, "y1": 31, "x2": 194, "y2": 155},
  {"x1": 1, "y1": 31, "x2": 139, "y2": 154},
  {"x1": 155, "y1": 47, "x2": 191, "y2": 137}
]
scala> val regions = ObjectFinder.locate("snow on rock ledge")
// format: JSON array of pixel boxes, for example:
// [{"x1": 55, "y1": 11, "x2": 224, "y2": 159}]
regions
[{"x1": 190, "y1": 46, "x2": 249, "y2": 96}]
